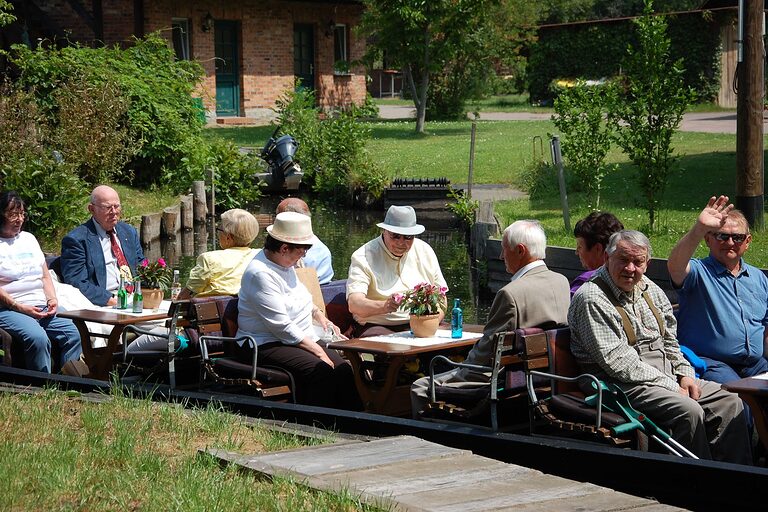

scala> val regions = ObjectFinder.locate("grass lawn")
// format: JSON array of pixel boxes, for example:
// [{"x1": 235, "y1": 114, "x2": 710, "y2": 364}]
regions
[
  {"x1": 0, "y1": 389, "x2": 376, "y2": 511},
  {"x1": 203, "y1": 119, "x2": 764, "y2": 264}
]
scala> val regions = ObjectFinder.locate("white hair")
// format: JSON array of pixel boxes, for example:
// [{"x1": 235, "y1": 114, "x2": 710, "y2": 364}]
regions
[
  {"x1": 605, "y1": 230, "x2": 653, "y2": 258},
  {"x1": 503, "y1": 220, "x2": 546, "y2": 259}
]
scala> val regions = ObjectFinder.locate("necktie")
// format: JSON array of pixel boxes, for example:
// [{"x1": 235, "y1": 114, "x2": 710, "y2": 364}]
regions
[{"x1": 108, "y1": 230, "x2": 129, "y2": 269}]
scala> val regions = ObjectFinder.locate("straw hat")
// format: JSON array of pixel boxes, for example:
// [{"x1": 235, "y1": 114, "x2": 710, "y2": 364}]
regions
[
  {"x1": 376, "y1": 205, "x2": 425, "y2": 236},
  {"x1": 266, "y1": 211, "x2": 318, "y2": 245}
]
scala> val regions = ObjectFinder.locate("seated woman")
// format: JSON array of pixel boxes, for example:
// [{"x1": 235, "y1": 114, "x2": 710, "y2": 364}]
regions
[
  {"x1": 346, "y1": 205, "x2": 447, "y2": 338},
  {"x1": 126, "y1": 208, "x2": 260, "y2": 354},
  {"x1": 236, "y1": 212, "x2": 361, "y2": 409},
  {"x1": 0, "y1": 191, "x2": 82, "y2": 373},
  {"x1": 571, "y1": 211, "x2": 624, "y2": 296}
]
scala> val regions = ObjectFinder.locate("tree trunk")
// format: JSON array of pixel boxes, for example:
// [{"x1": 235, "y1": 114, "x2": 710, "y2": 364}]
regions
[{"x1": 415, "y1": 70, "x2": 429, "y2": 134}]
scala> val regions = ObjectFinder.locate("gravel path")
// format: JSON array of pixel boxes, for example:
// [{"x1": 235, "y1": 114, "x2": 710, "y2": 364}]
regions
[{"x1": 378, "y1": 106, "x2": 751, "y2": 134}]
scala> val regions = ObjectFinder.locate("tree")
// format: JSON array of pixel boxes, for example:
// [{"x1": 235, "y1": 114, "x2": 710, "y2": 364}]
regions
[
  {"x1": 361, "y1": 0, "x2": 534, "y2": 132},
  {"x1": 0, "y1": 0, "x2": 14, "y2": 27},
  {"x1": 553, "y1": 80, "x2": 617, "y2": 208},
  {"x1": 608, "y1": 0, "x2": 694, "y2": 229}
]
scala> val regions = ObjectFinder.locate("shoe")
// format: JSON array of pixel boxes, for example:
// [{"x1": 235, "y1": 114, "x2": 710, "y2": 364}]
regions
[{"x1": 61, "y1": 356, "x2": 90, "y2": 378}]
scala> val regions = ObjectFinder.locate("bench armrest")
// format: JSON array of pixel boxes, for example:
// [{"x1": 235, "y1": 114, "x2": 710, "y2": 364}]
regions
[
  {"x1": 427, "y1": 354, "x2": 492, "y2": 403},
  {"x1": 528, "y1": 370, "x2": 603, "y2": 429},
  {"x1": 199, "y1": 335, "x2": 258, "y2": 381}
]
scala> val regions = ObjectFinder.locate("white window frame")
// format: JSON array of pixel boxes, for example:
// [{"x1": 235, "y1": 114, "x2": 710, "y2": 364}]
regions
[
  {"x1": 333, "y1": 24, "x2": 348, "y2": 73},
  {"x1": 171, "y1": 18, "x2": 190, "y2": 61}
]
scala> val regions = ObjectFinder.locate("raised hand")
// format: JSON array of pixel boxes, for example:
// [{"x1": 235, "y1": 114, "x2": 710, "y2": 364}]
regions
[{"x1": 697, "y1": 195, "x2": 734, "y2": 231}]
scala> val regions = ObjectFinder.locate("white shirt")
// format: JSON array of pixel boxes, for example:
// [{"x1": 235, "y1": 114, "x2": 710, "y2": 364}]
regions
[
  {"x1": 237, "y1": 250, "x2": 317, "y2": 347},
  {"x1": 92, "y1": 220, "x2": 122, "y2": 292},
  {"x1": 0, "y1": 231, "x2": 47, "y2": 305},
  {"x1": 346, "y1": 236, "x2": 447, "y2": 325},
  {"x1": 510, "y1": 259, "x2": 545, "y2": 282}
]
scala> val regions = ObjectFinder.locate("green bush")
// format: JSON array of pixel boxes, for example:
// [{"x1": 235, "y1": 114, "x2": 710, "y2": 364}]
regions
[
  {"x1": 0, "y1": 81, "x2": 86, "y2": 240},
  {"x1": 11, "y1": 33, "x2": 206, "y2": 187},
  {"x1": 51, "y1": 78, "x2": 135, "y2": 186},
  {"x1": 273, "y1": 86, "x2": 384, "y2": 201}
]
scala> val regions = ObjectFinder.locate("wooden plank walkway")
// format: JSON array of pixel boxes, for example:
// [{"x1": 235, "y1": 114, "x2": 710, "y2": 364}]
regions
[{"x1": 203, "y1": 435, "x2": 684, "y2": 511}]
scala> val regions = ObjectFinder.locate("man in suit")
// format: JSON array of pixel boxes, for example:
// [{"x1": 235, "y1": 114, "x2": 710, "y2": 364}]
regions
[
  {"x1": 410, "y1": 220, "x2": 570, "y2": 418},
  {"x1": 60, "y1": 185, "x2": 144, "y2": 306}
]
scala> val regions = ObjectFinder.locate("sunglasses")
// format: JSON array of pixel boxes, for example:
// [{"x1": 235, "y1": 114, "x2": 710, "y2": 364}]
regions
[
  {"x1": 388, "y1": 233, "x2": 415, "y2": 241},
  {"x1": 712, "y1": 232, "x2": 748, "y2": 244}
]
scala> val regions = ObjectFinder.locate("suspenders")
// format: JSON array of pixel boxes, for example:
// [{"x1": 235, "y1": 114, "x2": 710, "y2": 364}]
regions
[{"x1": 592, "y1": 275, "x2": 664, "y2": 345}]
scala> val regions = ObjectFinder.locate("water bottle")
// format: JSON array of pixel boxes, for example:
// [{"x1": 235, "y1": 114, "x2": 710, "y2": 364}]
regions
[
  {"x1": 117, "y1": 275, "x2": 128, "y2": 309},
  {"x1": 170, "y1": 270, "x2": 181, "y2": 301},
  {"x1": 132, "y1": 279, "x2": 143, "y2": 313},
  {"x1": 451, "y1": 298, "x2": 463, "y2": 339}
]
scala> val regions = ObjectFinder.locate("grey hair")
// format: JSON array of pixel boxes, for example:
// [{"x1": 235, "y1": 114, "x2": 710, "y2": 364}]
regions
[
  {"x1": 503, "y1": 220, "x2": 547, "y2": 259},
  {"x1": 605, "y1": 230, "x2": 653, "y2": 259}
]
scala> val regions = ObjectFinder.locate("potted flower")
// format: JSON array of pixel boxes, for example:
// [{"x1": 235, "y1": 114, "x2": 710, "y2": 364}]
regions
[
  {"x1": 395, "y1": 282, "x2": 448, "y2": 337},
  {"x1": 135, "y1": 257, "x2": 173, "y2": 309}
]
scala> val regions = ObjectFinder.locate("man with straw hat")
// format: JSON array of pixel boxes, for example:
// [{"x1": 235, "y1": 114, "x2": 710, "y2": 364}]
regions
[
  {"x1": 347, "y1": 205, "x2": 447, "y2": 338},
  {"x1": 236, "y1": 212, "x2": 361, "y2": 409}
]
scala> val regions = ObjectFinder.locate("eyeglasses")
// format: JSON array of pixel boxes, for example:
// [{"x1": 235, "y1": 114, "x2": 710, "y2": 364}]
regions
[
  {"x1": 712, "y1": 232, "x2": 748, "y2": 244},
  {"x1": 4, "y1": 211, "x2": 26, "y2": 221},
  {"x1": 92, "y1": 203, "x2": 122, "y2": 213},
  {"x1": 388, "y1": 233, "x2": 415, "y2": 241}
]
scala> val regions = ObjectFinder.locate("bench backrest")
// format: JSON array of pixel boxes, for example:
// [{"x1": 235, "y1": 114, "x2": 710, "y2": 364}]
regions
[{"x1": 516, "y1": 326, "x2": 580, "y2": 395}]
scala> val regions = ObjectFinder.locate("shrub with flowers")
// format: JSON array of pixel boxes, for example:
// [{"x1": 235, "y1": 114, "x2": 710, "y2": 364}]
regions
[
  {"x1": 136, "y1": 257, "x2": 173, "y2": 290},
  {"x1": 394, "y1": 282, "x2": 448, "y2": 316}
]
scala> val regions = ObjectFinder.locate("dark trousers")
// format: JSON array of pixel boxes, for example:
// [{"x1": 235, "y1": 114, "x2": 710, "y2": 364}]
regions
[{"x1": 238, "y1": 341, "x2": 362, "y2": 410}]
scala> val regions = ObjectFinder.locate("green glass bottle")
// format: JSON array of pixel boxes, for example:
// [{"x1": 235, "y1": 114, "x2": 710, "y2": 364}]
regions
[
  {"x1": 117, "y1": 275, "x2": 128, "y2": 310},
  {"x1": 132, "y1": 279, "x2": 143, "y2": 313}
]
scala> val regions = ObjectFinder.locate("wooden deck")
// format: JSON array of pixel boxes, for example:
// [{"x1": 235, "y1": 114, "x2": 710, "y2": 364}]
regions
[{"x1": 203, "y1": 435, "x2": 684, "y2": 511}]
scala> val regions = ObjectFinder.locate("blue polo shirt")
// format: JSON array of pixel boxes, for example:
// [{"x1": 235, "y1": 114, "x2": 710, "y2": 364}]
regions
[{"x1": 676, "y1": 256, "x2": 768, "y2": 366}]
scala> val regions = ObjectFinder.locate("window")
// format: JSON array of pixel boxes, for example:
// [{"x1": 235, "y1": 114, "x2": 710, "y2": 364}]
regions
[
  {"x1": 171, "y1": 18, "x2": 190, "y2": 60},
  {"x1": 333, "y1": 24, "x2": 348, "y2": 73}
]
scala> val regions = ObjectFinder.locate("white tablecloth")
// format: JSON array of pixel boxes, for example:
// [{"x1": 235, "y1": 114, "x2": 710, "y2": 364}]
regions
[{"x1": 360, "y1": 329, "x2": 482, "y2": 347}]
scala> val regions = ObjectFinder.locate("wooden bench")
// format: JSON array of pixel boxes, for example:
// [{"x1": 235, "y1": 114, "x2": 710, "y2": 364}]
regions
[
  {"x1": 520, "y1": 327, "x2": 639, "y2": 447},
  {"x1": 419, "y1": 329, "x2": 545, "y2": 431}
]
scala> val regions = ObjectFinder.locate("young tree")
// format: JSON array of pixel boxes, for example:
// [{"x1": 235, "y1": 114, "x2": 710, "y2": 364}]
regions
[
  {"x1": 361, "y1": 0, "x2": 535, "y2": 132},
  {"x1": 608, "y1": 0, "x2": 694, "y2": 229},
  {"x1": 553, "y1": 81, "x2": 616, "y2": 208}
]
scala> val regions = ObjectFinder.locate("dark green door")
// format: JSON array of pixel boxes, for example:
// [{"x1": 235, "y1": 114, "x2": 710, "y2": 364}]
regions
[
  {"x1": 215, "y1": 20, "x2": 240, "y2": 116},
  {"x1": 293, "y1": 24, "x2": 315, "y2": 91}
]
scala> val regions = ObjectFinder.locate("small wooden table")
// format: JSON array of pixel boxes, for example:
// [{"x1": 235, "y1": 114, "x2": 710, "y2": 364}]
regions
[
  {"x1": 58, "y1": 305, "x2": 170, "y2": 380},
  {"x1": 329, "y1": 327, "x2": 483, "y2": 417},
  {"x1": 724, "y1": 374, "x2": 768, "y2": 452}
]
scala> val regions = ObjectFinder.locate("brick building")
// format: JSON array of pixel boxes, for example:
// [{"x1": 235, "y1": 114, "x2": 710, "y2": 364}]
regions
[{"x1": 4, "y1": 0, "x2": 367, "y2": 123}]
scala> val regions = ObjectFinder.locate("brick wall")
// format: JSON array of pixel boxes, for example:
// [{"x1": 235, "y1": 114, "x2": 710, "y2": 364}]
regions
[{"x1": 31, "y1": 0, "x2": 366, "y2": 122}]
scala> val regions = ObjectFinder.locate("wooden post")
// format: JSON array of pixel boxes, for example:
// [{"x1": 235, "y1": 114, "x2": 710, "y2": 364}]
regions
[
  {"x1": 467, "y1": 122, "x2": 476, "y2": 200},
  {"x1": 735, "y1": 0, "x2": 764, "y2": 229},
  {"x1": 207, "y1": 168, "x2": 216, "y2": 221},
  {"x1": 192, "y1": 180, "x2": 206, "y2": 224},
  {"x1": 550, "y1": 136, "x2": 571, "y2": 233}
]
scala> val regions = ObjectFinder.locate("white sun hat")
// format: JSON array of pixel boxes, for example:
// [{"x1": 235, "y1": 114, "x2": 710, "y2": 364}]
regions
[
  {"x1": 376, "y1": 205, "x2": 425, "y2": 236},
  {"x1": 266, "y1": 211, "x2": 319, "y2": 245}
]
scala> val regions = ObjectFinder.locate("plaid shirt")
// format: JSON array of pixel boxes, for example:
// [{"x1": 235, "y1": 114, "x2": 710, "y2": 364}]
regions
[{"x1": 568, "y1": 266, "x2": 694, "y2": 392}]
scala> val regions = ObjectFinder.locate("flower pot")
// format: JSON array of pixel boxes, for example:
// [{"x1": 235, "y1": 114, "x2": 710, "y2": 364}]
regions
[
  {"x1": 142, "y1": 288, "x2": 165, "y2": 310},
  {"x1": 409, "y1": 313, "x2": 440, "y2": 338}
]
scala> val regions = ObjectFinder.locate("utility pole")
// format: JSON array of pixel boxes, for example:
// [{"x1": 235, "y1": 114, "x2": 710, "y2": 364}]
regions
[{"x1": 735, "y1": 0, "x2": 764, "y2": 229}]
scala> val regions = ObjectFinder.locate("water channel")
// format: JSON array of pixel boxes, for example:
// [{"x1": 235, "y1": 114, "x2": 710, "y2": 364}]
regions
[{"x1": 142, "y1": 197, "x2": 494, "y2": 325}]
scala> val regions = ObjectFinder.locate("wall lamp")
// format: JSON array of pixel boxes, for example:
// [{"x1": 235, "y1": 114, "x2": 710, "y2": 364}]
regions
[
  {"x1": 325, "y1": 20, "x2": 336, "y2": 38},
  {"x1": 202, "y1": 12, "x2": 214, "y2": 33}
]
